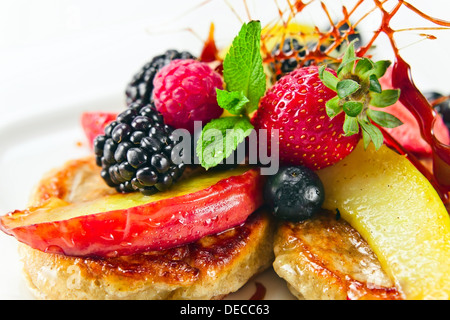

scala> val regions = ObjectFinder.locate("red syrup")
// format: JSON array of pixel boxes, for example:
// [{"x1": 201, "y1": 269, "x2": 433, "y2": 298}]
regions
[{"x1": 357, "y1": 0, "x2": 450, "y2": 204}]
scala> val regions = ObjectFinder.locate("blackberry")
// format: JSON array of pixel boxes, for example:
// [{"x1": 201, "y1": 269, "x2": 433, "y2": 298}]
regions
[
  {"x1": 337, "y1": 22, "x2": 363, "y2": 49},
  {"x1": 125, "y1": 49, "x2": 196, "y2": 106},
  {"x1": 270, "y1": 38, "x2": 307, "y2": 80},
  {"x1": 269, "y1": 38, "x2": 327, "y2": 81},
  {"x1": 269, "y1": 25, "x2": 362, "y2": 82},
  {"x1": 94, "y1": 102, "x2": 186, "y2": 195}
]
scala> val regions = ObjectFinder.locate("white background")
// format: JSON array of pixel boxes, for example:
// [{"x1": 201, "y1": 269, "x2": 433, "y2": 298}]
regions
[
  {"x1": 0, "y1": 0, "x2": 449, "y2": 299},
  {"x1": 1, "y1": 0, "x2": 449, "y2": 127}
]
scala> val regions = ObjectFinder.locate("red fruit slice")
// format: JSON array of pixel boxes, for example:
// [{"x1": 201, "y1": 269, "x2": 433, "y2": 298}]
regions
[
  {"x1": 80, "y1": 112, "x2": 118, "y2": 148},
  {"x1": 0, "y1": 167, "x2": 264, "y2": 257},
  {"x1": 378, "y1": 69, "x2": 450, "y2": 156}
]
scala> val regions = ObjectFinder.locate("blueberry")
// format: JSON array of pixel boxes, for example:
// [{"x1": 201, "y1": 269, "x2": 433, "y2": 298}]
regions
[{"x1": 265, "y1": 166, "x2": 325, "y2": 221}]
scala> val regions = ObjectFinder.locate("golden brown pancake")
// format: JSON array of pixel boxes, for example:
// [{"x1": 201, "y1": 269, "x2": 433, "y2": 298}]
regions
[
  {"x1": 273, "y1": 210, "x2": 403, "y2": 300},
  {"x1": 19, "y1": 157, "x2": 275, "y2": 300}
]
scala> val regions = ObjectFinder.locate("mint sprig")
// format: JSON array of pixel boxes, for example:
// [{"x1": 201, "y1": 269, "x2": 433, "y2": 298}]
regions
[
  {"x1": 318, "y1": 41, "x2": 402, "y2": 150},
  {"x1": 221, "y1": 20, "x2": 266, "y2": 113},
  {"x1": 196, "y1": 21, "x2": 266, "y2": 169},
  {"x1": 197, "y1": 117, "x2": 254, "y2": 170}
]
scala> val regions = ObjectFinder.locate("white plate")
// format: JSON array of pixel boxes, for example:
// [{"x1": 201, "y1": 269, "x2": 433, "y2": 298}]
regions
[{"x1": 0, "y1": 0, "x2": 449, "y2": 300}]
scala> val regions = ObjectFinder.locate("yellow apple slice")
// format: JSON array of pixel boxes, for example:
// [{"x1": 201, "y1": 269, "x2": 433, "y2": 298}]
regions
[{"x1": 317, "y1": 141, "x2": 450, "y2": 300}]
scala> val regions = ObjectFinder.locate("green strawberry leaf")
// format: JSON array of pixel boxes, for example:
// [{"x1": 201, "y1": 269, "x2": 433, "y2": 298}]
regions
[
  {"x1": 222, "y1": 20, "x2": 266, "y2": 113},
  {"x1": 216, "y1": 89, "x2": 249, "y2": 115},
  {"x1": 336, "y1": 79, "x2": 360, "y2": 98},
  {"x1": 318, "y1": 41, "x2": 400, "y2": 151},
  {"x1": 339, "y1": 40, "x2": 357, "y2": 75},
  {"x1": 343, "y1": 115, "x2": 359, "y2": 136},
  {"x1": 370, "y1": 89, "x2": 400, "y2": 108},
  {"x1": 354, "y1": 58, "x2": 374, "y2": 76},
  {"x1": 367, "y1": 109, "x2": 403, "y2": 128},
  {"x1": 372, "y1": 60, "x2": 391, "y2": 78},
  {"x1": 319, "y1": 66, "x2": 339, "y2": 91},
  {"x1": 336, "y1": 57, "x2": 360, "y2": 76},
  {"x1": 361, "y1": 127, "x2": 372, "y2": 149},
  {"x1": 358, "y1": 119, "x2": 384, "y2": 150},
  {"x1": 369, "y1": 74, "x2": 382, "y2": 93},
  {"x1": 325, "y1": 96, "x2": 341, "y2": 118},
  {"x1": 196, "y1": 117, "x2": 254, "y2": 170},
  {"x1": 343, "y1": 101, "x2": 363, "y2": 117}
]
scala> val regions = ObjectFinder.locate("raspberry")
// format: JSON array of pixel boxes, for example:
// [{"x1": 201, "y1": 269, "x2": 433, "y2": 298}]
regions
[{"x1": 153, "y1": 59, "x2": 223, "y2": 133}]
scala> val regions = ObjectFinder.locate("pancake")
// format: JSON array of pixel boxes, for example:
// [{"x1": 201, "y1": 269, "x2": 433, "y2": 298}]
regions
[
  {"x1": 273, "y1": 210, "x2": 403, "y2": 300},
  {"x1": 18, "y1": 157, "x2": 275, "y2": 300}
]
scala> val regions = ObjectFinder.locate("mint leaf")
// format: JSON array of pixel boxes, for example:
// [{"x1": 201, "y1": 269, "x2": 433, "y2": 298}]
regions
[
  {"x1": 196, "y1": 117, "x2": 254, "y2": 170},
  {"x1": 216, "y1": 89, "x2": 249, "y2": 115},
  {"x1": 222, "y1": 21, "x2": 266, "y2": 113}
]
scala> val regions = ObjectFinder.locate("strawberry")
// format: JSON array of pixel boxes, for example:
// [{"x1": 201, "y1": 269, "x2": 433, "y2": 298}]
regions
[
  {"x1": 81, "y1": 111, "x2": 117, "y2": 149},
  {"x1": 252, "y1": 65, "x2": 360, "y2": 170},
  {"x1": 378, "y1": 68, "x2": 450, "y2": 156},
  {"x1": 252, "y1": 42, "x2": 402, "y2": 170}
]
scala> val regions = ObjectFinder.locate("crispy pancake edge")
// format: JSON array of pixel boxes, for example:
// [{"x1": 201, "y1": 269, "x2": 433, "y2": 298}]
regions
[{"x1": 273, "y1": 211, "x2": 403, "y2": 300}]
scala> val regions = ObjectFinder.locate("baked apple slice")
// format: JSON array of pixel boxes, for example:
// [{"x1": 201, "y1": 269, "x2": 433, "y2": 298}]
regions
[
  {"x1": 317, "y1": 141, "x2": 450, "y2": 300},
  {"x1": 0, "y1": 166, "x2": 264, "y2": 257}
]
